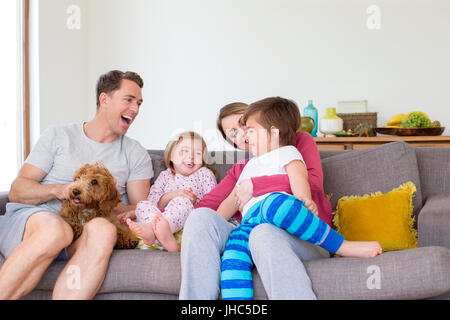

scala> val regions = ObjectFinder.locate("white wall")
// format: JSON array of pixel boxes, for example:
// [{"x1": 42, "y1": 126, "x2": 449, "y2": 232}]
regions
[
  {"x1": 35, "y1": 0, "x2": 89, "y2": 143},
  {"x1": 38, "y1": 0, "x2": 450, "y2": 151}
]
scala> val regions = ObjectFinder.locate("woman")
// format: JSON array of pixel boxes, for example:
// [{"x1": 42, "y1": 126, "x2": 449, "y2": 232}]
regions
[{"x1": 179, "y1": 101, "x2": 331, "y2": 300}]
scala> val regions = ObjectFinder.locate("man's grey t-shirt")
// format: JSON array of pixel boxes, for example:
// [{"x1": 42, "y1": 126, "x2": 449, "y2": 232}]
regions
[{"x1": 24, "y1": 122, "x2": 153, "y2": 214}]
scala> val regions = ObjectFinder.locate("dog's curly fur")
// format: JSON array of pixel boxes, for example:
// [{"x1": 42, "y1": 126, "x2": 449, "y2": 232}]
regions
[{"x1": 60, "y1": 162, "x2": 139, "y2": 249}]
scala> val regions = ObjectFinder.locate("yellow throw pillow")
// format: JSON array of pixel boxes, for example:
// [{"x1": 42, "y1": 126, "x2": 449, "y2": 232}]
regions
[{"x1": 333, "y1": 182, "x2": 418, "y2": 252}]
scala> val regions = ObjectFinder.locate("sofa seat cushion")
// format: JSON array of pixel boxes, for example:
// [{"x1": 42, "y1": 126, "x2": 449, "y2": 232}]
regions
[
  {"x1": 16, "y1": 245, "x2": 449, "y2": 300},
  {"x1": 29, "y1": 250, "x2": 182, "y2": 295},
  {"x1": 321, "y1": 141, "x2": 423, "y2": 218},
  {"x1": 305, "y1": 246, "x2": 450, "y2": 300},
  {"x1": 25, "y1": 248, "x2": 267, "y2": 298}
]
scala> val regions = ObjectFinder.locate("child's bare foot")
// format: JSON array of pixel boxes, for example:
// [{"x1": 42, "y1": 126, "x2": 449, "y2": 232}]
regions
[
  {"x1": 152, "y1": 212, "x2": 180, "y2": 252},
  {"x1": 336, "y1": 240, "x2": 383, "y2": 258},
  {"x1": 126, "y1": 219, "x2": 156, "y2": 246}
]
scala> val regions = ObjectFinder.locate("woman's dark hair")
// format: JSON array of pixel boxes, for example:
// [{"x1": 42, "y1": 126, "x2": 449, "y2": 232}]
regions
[{"x1": 216, "y1": 102, "x2": 248, "y2": 148}]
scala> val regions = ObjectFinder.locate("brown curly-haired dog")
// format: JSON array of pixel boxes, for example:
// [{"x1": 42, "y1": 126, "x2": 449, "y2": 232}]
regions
[{"x1": 60, "y1": 162, "x2": 139, "y2": 249}]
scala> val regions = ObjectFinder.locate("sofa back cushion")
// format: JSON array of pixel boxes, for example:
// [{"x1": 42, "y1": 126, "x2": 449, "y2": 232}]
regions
[
  {"x1": 415, "y1": 147, "x2": 450, "y2": 200},
  {"x1": 149, "y1": 143, "x2": 424, "y2": 218},
  {"x1": 320, "y1": 142, "x2": 423, "y2": 218},
  {"x1": 147, "y1": 149, "x2": 249, "y2": 185}
]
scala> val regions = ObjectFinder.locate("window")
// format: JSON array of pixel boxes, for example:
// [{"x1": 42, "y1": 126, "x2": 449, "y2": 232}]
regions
[{"x1": 0, "y1": 0, "x2": 24, "y2": 191}]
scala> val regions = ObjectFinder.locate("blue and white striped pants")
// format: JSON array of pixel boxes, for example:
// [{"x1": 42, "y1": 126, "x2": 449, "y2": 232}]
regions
[{"x1": 220, "y1": 192, "x2": 344, "y2": 300}]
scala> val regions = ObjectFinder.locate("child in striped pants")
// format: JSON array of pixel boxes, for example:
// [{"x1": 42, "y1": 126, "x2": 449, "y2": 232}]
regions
[{"x1": 217, "y1": 97, "x2": 382, "y2": 300}]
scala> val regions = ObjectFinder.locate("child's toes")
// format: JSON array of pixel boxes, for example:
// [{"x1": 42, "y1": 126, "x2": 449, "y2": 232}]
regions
[{"x1": 152, "y1": 217, "x2": 159, "y2": 231}]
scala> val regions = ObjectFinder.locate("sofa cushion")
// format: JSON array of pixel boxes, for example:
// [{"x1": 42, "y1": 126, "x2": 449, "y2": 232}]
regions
[
  {"x1": 19, "y1": 245, "x2": 450, "y2": 300},
  {"x1": 321, "y1": 142, "x2": 423, "y2": 218},
  {"x1": 418, "y1": 193, "x2": 450, "y2": 248},
  {"x1": 0, "y1": 192, "x2": 8, "y2": 216},
  {"x1": 148, "y1": 150, "x2": 249, "y2": 184},
  {"x1": 415, "y1": 147, "x2": 450, "y2": 200},
  {"x1": 24, "y1": 249, "x2": 268, "y2": 298},
  {"x1": 306, "y1": 246, "x2": 450, "y2": 300}
]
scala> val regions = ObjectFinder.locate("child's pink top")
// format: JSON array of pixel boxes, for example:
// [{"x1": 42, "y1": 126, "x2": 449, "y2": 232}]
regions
[
  {"x1": 143, "y1": 167, "x2": 217, "y2": 210},
  {"x1": 195, "y1": 131, "x2": 332, "y2": 227}
]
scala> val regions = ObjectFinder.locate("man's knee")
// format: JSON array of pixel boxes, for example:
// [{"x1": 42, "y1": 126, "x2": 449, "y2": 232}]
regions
[
  {"x1": 25, "y1": 212, "x2": 74, "y2": 257},
  {"x1": 82, "y1": 218, "x2": 117, "y2": 250}
]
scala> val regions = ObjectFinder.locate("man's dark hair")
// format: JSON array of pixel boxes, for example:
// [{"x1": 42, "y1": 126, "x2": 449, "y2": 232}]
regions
[{"x1": 96, "y1": 70, "x2": 144, "y2": 109}]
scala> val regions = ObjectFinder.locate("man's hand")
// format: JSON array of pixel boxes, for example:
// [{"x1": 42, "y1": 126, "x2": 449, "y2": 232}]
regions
[
  {"x1": 235, "y1": 179, "x2": 253, "y2": 212},
  {"x1": 117, "y1": 210, "x2": 136, "y2": 223},
  {"x1": 53, "y1": 182, "x2": 74, "y2": 201},
  {"x1": 113, "y1": 202, "x2": 136, "y2": 215}
]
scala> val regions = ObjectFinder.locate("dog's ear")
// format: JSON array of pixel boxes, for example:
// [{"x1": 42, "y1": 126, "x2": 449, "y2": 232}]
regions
[
  {"x1": 100, "y1": 173, "x2": 121, "y2": 213},
  {"x1": 73, "y1": 164, "x2": 90, "y2": 181},
  {"x1": 107, "y1": 180, "x2": 121, "y2": 203},
  {"x1": 101, "y1": 186, "x2": 121, "y2": 214}
]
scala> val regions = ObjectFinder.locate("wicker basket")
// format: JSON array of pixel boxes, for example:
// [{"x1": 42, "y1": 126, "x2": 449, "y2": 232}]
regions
[{"x1": 336, "y1": 112, "x2": 378, "y2": 136}]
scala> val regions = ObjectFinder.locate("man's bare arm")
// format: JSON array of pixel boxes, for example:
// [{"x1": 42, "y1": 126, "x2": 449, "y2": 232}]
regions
[
  {"x1": 8, "y1": 163, "x2": 71, "y2": 205},
  {"x1": 114, "y1": 179, "x2": 150, "y2": 214}
]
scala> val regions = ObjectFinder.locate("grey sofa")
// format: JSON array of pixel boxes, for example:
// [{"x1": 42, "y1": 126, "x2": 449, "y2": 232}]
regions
[{"x1": 1, "y1": 141, "x2": 449, "y2": 300}]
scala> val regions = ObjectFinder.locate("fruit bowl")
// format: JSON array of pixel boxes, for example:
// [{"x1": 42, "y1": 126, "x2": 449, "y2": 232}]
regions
[{"x1": 375, "y1": 127, "x2": 445, "y2": 136}]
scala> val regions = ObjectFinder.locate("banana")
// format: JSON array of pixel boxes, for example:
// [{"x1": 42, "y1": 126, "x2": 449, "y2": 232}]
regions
[{"x1": 387, "y1": 114, "x2": 408, "y2": 126}]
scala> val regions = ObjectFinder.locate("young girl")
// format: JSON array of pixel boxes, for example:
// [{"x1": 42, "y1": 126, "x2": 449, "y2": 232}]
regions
[
  {"x1": 125, "y1": 131, "x2": 217, "y2": 252},
  {"x1": 218, "y1": 97, "x2": 383, "y2": 300}
]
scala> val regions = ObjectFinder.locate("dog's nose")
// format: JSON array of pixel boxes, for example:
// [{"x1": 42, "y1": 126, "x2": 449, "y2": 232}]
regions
[{"x1": 72, "y1": 189, "x2": 81, "y2": 196}]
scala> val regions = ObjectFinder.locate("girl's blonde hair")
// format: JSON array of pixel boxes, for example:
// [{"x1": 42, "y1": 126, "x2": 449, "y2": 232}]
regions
[{"x1": 164, "y1": 131, "x2": 217, "y2": 179}]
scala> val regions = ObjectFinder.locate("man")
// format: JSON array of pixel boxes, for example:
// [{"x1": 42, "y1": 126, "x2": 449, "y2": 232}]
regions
[{"x1": 0, "y1": 70, "x2": 153, "y2": 299}]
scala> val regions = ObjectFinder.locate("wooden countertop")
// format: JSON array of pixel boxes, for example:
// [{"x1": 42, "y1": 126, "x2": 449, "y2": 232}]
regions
[
  {"x1": 314, "y1": 136, "x2": 450, "y2": 142},
  {"x1": 313, "y1": 135, "x2": 450, "y2": 150}
]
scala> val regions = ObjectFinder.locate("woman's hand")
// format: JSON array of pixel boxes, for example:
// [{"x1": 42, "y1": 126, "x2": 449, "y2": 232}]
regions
[
  {"x1": 235, "y1": 179, "x2": 253, "y2": 212},
  {"x1": 217, "y1": 186, "x2": 241, "y2": 221}
]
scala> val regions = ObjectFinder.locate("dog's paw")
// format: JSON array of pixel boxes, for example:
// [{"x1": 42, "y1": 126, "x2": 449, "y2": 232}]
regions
[{"x1": 115, "y1": 232, "x2": 140, "y2": 249}]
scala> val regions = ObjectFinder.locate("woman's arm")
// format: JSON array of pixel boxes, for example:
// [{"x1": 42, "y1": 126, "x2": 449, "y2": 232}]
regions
[
  {"x1": 217, "y1": 186, "x2": 240, "y2": 221},
  {"x1": 251, "y1": 174, "x2": 291, "y2": 197},
  {"x1": 194, "y1": 163, "x2": 241, "y2": 211}
]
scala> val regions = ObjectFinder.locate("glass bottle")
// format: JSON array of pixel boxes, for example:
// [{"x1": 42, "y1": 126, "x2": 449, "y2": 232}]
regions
[{"x1": 303, "y1": 100, "x2": 318, "y2": 137}]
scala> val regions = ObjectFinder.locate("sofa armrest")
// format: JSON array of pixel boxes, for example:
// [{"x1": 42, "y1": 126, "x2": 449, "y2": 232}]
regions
[
  {"x1": 418, "y1": 194, "x2": 450, "y2": 249},
  {"x1": 0, "y1": 191, "x2": 9, "y2": 216}
]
